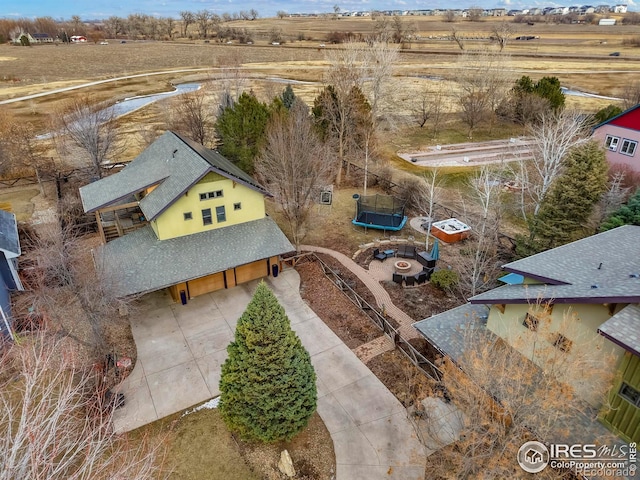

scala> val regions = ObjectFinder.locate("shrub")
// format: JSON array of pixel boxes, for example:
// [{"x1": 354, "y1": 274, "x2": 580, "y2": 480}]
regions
[{"x1": 430, "y1": 269, "x2": 459, "y2": 291}]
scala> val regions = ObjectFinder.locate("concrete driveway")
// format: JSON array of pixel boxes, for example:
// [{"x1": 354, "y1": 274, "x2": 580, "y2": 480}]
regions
[{"x1": 113, "y1": 268, "x2": 426, "y2": 479}]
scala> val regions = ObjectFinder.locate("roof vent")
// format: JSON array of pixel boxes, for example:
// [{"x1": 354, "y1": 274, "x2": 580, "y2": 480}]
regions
[
  {"x1": 591, "y1": 284, "x2": 599, "y2": 289},
  {"x1": 630, "y1": 273, "x2": 639, "y2": 278},
  {"x1": 172, "y1": 149, "x2": 178, "y2": 158}
]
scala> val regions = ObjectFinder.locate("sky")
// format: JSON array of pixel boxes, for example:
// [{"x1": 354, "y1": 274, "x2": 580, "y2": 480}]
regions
[{"x1": 0, "y1": 0, "x2": 635, "y2": 20}]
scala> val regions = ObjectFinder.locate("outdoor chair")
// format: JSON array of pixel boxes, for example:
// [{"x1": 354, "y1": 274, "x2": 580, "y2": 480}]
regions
[
  {"x1": 405, "y1": 275, "x2": 415, "y2": 286},
  {"x1": 373, "y1": 248, "x2": 386, "y2": 261},
  {"x1": 416, "y1": 272, "x2": 428, "y2": 284},
  {"x1": 392, "y1": 273, "x2": 403, "y2": 285}
]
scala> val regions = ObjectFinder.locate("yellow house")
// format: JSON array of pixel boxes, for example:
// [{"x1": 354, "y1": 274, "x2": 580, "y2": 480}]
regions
[
  {"x1": 414, "y1": 226, "x2": 640, "y2": 443},
  {"x1": 79, "y1": 131, "x2": 294, "y2": 302}
]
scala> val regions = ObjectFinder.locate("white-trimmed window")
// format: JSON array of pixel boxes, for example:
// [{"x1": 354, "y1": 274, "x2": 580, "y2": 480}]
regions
[
  {"x1": 620, "y1": 139, "x2": 638, "y2": 157},
  {"x1": 605, "y1": 135, "x2": 620, "y2": 152}
]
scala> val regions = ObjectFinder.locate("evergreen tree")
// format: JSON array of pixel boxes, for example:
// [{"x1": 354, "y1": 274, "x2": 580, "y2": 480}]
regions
[
  {"x1": 219, "y1": 282, "x2": 317, "y2": 443},
  {"x1": 502, "y1": 75, "x2": 565, "y2": 124},
  {"x1": 601, "y1": 188, "x2": 640, "y2": 231},
  {"x1": 281, "y1": 85, "x2": 296, "y2": 110},
  {"x1": 528, "y1": 141, "x2": 608, "y2": 251},
  {"x1": 534, "y1": 76, "x2": 565, "y2": 111},
  {"x1": 214, "y1": 91, "x2": 270, "y2": 174},
  {"x1": 593, "y1": 104, "x2": 623, "y2": 125}
]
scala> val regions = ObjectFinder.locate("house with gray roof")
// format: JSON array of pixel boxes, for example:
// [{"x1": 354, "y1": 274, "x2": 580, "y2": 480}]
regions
[
  {"x1": 79, "y1": 131, "x2": 294, "y2": 301},
  {"x1": 414, "y1": 225, "x2": 640, "y2": 443},
  {"x1": 0, "y1": 209, "x2": 23, "y2": 340}
]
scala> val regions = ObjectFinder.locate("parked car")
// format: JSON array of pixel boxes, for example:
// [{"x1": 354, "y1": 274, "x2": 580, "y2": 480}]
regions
[{"x1": 100, "y1": 41, "x2": 109, "y2": 45}]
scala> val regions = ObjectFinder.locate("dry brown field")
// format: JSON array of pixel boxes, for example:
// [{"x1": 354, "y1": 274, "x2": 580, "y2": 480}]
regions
[{"x1": 0, "y1": 16, "x2": 638, "y2": 146}]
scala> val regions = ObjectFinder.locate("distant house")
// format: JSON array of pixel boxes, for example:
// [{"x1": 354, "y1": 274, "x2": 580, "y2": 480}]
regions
[
  {"x1": 79, "y1": 131, "x2": 294, "y2": 302},
  {"x1": 414, "y1": 226, "x2": 640, "y2": 443},
  {"x1": 0, "y1": 210, "x2": 23, "y2": 340},
  {"x1": 592, "y1": 104, "x2": 640, "y2": 174},
  {"x1": 614, "y1": 4, "x2": 628, "y2": 13},
  {"x1": 31, "y1": 33, "x2": 53, "y2": 43}
]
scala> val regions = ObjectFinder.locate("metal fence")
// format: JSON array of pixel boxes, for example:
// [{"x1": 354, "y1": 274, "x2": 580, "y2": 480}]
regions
[{"x1": 308, "y1": 253, "x2": 442, "y2": 381}]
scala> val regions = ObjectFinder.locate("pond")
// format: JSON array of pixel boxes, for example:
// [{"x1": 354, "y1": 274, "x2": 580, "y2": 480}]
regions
[{"x1": 37, "y1": 82, "x2": 201, "y2": 140}]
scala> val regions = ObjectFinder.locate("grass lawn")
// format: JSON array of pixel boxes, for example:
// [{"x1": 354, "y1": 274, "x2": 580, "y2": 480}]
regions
[
  {"x1": 132, "y1": 407, "x2": 259, "y2": 480},
  {"x1": 132, "y1": 404, "x2": 335, "y2": 479}
]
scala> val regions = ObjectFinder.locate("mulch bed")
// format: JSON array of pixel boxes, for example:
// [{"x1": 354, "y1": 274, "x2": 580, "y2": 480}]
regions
[{"x1": 298, "y1": 260, "x2": 381, "y2": 349}]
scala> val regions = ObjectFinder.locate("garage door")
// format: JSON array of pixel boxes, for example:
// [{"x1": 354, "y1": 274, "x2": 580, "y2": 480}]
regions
[
  {"x1": 235, "y1": 260, "x2": 268, "y2": 284},
  {"x1": 187, "y1": 272, "x2": 225, "y2": 298}
]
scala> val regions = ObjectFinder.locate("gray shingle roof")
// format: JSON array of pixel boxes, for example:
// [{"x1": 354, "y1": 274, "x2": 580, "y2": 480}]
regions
[
  {"x1": 0, "y1": 210, "x2": 20, "y2": 257},
  {"x1": 95, "y1": 217, "x2": 294, "y2": 297},
  {"x1": 412, "y1": 303, "x2": 489, "y2": 362},
  {"x1": 79, "y1": 131, "x2": 268, "y2": 221},
  {"x1": 470, "y1": 225, "x2": 640, "y2": 304},
  {"x1": 598, "y1": 304, "x2": 640, "y2": 356}
]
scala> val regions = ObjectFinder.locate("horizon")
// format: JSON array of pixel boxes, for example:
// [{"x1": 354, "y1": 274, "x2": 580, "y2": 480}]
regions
[{"x1": 1, "y1": 0, "x2": 636, "y2": 21}]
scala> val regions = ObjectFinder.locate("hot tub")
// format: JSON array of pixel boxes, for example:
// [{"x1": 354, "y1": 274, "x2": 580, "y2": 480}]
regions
[{"x1": 430, "y1": 218, "x2": 471, "y2": 243}]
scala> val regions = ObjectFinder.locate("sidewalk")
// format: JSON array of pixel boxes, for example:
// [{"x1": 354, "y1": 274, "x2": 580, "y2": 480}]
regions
[{"x1": 112, "y1": 269, "x2": 426, "y2": 480}]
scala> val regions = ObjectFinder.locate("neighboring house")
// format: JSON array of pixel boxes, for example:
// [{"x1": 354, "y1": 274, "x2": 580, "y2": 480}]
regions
[
  {"x1": 31, "y1": 33, "x2": 54, "y2": 43},
  {"x1": 79, "y1": 131, "x2": 294, "y2": 302},
  {"x1": 592, "y1": 104, "x2": 640, "y2": 175},
  {"x1": 415, "y1": 225, "x2": 640, "y2": 442},
  {"x1": 0, "y1": 209, "x2": 23, "y2": 339}
]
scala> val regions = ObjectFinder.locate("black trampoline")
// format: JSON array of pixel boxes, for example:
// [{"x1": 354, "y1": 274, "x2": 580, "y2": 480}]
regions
[{"x1": 352, "y1": 194, "x2": 408, "y2": 231}]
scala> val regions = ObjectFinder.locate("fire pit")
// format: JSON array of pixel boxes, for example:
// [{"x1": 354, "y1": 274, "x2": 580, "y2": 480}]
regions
[{"x1": 394, "y1": 260, "x2": 412, "y2": 273}]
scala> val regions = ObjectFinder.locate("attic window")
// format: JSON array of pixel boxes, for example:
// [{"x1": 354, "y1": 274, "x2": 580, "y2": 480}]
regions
[
  {"x1": 552, "y1": 333, "x2": 573, "y2": 353},
  {"x1": 183, "y1": 212, "x2": 193, "y2": 221},
  {"x1": 200, "y1": 190, "x2": 223, "y2": 200}
]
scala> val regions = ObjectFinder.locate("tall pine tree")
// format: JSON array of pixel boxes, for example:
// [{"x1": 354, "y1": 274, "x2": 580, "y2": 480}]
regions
[
  {"x1": 219, "y1": 281, "x2": 317, "y2": 442},
  {"x1": 528, "y1": 141, "x2": 608, "y2": 251},
  {"x1": 214, "y1": 91, "x2": 270, "y2": 174}
]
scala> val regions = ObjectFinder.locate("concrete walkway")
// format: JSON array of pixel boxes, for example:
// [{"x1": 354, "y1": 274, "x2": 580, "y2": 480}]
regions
[
  {"x1": 301, "y1": 245, "x2": 419, "y2": 340},
  {"x1": 113, "y1": 269, "x2": 426, "y2": 480}
]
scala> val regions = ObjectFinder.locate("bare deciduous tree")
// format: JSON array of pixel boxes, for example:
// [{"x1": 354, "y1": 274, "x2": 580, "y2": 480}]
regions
[
  {"x1": 425, "y1": 305, "x2": 615, "y2": 478},
  {"x1": 458, "y1": 166, "x2": 503, "y2": 297},
  {"x1": 491, "y1": 21, "x2": 514, "y2": 51},
  {"x1": 57, "y1": 96, "x2": 122, "y2": 178},
  {"x1": 417, "y1": 168, "x2": 442, "y2": 251},
  {"x1": 195, "y1": 10, "x2": 212, "y2": 39},
  {"x1": 456, "y1": 50, "x2": 511, "y2": 137},
  {"x1": 621, "y1": 79, "x2": 640, "y2": 111},
  {"x1": 21, "y1": 222, "x2": 132, "y2": 357},
  {"x1": 450, "y1": 27, "x2": 465, "y2": 50},
  {"x1": 256, "y1": 100, "x2": 334, "y2": 252},
  {"x1": 180, "y1": 11, "x2": 195, "y2": 37},
  {"x1": 0, "y1": 332, "x2": 165, "y2": 480},
  {"x1": 168, "y1": 86, "x2": 213, "y2": 146},
  {"x1": 526, "y1": 110, "x2": 589, "y2": 216}
]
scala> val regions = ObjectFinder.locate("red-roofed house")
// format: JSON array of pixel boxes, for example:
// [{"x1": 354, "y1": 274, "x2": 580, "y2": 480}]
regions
[{"x1": 592, "y1": 104, "x2": 640, "y2": 174}]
